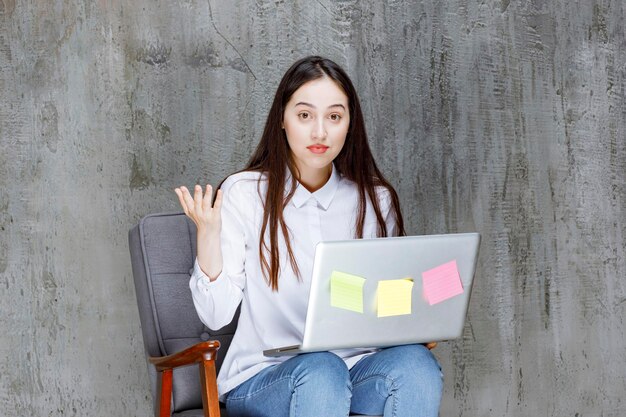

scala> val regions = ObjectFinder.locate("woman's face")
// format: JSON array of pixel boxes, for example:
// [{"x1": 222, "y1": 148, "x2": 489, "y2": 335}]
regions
[{"x1": 282, "y1": 76, "x2": 350, "y2": 182}]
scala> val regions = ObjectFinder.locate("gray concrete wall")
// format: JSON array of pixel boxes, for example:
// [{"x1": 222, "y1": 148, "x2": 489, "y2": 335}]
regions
[{"x1": 1, "y1": 0, "x2": 624, "y2": 415}]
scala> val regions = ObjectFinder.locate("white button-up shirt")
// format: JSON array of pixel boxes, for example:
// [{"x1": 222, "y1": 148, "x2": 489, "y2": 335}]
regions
[{"x1": 189, "y1": 165, "x2": 397, "y2": 399}]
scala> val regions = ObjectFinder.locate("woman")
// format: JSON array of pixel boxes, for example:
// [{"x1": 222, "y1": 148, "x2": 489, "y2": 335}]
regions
[{"x1": 175, "y1": 56, "x2": 443, "y2": 417}]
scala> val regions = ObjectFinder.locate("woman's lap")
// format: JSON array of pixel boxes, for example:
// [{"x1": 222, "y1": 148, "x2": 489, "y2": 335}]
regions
[{"x1": 225, "y1": 345, "x2": 442, "y2": 417}]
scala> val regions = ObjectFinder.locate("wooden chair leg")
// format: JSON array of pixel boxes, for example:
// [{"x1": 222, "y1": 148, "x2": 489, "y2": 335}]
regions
[
  {"x1": 156, "y1": 369, "x2": 173, "y2": 417},
  {"x1": 199, "y1": 359, "x2": 220, "y2": 417}
]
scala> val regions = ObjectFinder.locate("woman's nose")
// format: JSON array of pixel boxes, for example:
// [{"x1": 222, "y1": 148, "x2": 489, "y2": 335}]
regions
[{"x1": 311, "y1": 120, "x2": 327, "y2": 140}]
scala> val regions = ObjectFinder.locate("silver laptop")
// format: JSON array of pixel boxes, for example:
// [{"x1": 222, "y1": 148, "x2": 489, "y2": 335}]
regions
[{"x1": 263, "y1": 232, "x2": 480, "y2": 357}]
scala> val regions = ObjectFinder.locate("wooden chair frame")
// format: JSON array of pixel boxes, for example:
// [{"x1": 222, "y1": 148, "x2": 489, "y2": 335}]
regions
[{"x1": 150, "y1": 341, "x2": 222, "y2": 417}]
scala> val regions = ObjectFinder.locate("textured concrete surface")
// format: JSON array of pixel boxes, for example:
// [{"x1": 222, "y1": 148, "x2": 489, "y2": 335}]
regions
[{"x1": 1, "y1": 0, "x2": 624, "y2": 415}]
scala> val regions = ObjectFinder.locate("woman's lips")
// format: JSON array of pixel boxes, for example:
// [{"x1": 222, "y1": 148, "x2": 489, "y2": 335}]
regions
[{"x1": 307, "y1": 145, "x2": 329, "y2": 154}]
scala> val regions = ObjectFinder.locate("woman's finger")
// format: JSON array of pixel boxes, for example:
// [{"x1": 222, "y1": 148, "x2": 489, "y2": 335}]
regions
[
  {"x1": 213, "y1": 189, "x2": 223, "y2": 214},
  {"x1": 180, "y1": 186, "x2": 196, "y2": 215},
  {"x1": 174, "y1": 188, "x2": 188, "y2": 214},
  {"x1": 202, "y1": 184, "x2": 213, "y2": 212},
  {"x1": 193, "y1": 185, "x2": 203, "y2": 215}
]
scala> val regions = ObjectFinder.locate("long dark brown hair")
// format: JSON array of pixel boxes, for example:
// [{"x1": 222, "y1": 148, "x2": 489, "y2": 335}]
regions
[{"x1": 232, "y1": 56, "x2": 405, "y2": 291}]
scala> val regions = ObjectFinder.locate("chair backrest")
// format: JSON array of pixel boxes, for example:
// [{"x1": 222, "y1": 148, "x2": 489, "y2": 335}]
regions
[{"x1": 129, "y1": 212, "x2": 239, "y2": 413}]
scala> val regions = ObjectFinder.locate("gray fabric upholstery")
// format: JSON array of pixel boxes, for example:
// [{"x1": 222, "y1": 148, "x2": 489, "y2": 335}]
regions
[{"x1": 129, "y1": 212, "x2": 236, "y2": 414}]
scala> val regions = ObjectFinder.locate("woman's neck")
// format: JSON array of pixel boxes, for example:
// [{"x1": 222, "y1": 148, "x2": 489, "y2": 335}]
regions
[{"x1": 297, "y1": 165, "x2": 332, "y2": 193}]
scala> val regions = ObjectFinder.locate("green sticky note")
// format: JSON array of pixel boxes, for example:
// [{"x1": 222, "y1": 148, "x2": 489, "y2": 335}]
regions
[
  {"x1": 330, "y1": 271, "x2": 366, "y2": 313},
  {"x1": 377, "y1": 279, "x2": 414, "y2": 317}
]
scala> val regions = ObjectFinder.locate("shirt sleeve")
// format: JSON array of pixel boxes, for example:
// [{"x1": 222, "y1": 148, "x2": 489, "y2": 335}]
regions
[
  {"x1": 380, "y1": 187, "x2": 399, "y2": 237},
  {"x1": 189, "y1": 176, "x2": 248, "y2": 330}
]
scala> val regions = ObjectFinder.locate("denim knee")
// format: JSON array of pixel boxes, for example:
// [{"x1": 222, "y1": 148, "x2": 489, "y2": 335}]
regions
[
  {"x1": 225, "y1": 353, "x2": 352, "y2": 417},
  {"x1": 291, "y1": 352, "x2": 352, "y2": 391},
  {"x1": 387, "y1": 344, "x2": 443, "y2": 391}
]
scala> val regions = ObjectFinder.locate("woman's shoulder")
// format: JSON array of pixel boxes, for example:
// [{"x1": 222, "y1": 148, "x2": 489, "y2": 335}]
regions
[
  {"x1": 220, "y1": 170, "x2": 267, "y2": 196},
  {"x1": 374, "y1": 184, "x2": 392, "y2": 199},
  {"x1": 338, "y1": 176, "x2": 393, "y2": 203}
]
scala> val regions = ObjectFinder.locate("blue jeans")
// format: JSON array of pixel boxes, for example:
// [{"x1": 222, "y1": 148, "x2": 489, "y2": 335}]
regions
[{"x1": 225, "y1": 344, "x2": 443, "y2": 417}]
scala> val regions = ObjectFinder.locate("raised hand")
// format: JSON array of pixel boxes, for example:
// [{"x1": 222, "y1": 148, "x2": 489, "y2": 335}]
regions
[
  {"x1": 174, "y1": 184, "x2": 223, "y2": 236},
  {"x1": 174, "y1": 184, "x2": 223, "y2": 280}
]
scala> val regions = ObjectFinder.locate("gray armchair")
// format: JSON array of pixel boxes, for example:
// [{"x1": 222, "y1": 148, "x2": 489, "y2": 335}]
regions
[
  {"x1": 129, "y1": 212, "x2": 239, "y2": 416},
  {"x1": 129, "y1": 212, "x2": 383, "y2": 417}
]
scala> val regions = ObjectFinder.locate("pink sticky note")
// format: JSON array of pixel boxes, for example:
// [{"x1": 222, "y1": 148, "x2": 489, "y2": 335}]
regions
[{"x1": 421, "y1": 260, "x2": 464, "y2": 305}]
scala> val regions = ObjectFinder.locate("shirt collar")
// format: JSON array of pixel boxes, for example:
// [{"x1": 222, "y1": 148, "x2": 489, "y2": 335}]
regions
[{"x1": 290, "y1": 164, "x2": 341, "y2": 210}]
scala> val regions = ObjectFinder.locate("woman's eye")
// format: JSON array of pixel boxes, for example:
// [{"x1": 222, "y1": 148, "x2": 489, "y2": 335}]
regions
[
  {"x1": 330, "y1": 114, "x2": 341, "y2": 121},
  {"x1": 298, "y1": 112, "x2": 310, "y2": 120}
]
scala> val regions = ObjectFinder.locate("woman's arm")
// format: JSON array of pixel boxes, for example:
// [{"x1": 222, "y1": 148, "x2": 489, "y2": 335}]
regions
[
  {"x1": 175, "y1": 181, "x2": 246, "y2": 329},
  {"x1": 378, "y1": 187, "x2": 398, "y2": 237},
  {"x1": 175, "y1": 184, "x2": 223, "y2": 279}
]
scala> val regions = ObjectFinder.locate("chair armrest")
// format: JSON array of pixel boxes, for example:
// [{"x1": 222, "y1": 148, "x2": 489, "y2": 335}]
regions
[
  {"x1": 149, "y1": 341, "x2": 222, "y2": 417},
  {"x1": 149, "y1": 340, "x2": 220, "y2": 371}
]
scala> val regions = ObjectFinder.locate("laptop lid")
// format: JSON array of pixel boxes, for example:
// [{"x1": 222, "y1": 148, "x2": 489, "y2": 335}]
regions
[{"x1": 295, "y1": 232, "x2": 480, "y2": 352}]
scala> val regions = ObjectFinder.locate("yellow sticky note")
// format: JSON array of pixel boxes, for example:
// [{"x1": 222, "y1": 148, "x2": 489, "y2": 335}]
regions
[
  {"x1": 330, "y1": 271, "x2": 366, "y2": 313},
  {"x1": 377, "y1": 279, "x2": 414, "y2": 317}
]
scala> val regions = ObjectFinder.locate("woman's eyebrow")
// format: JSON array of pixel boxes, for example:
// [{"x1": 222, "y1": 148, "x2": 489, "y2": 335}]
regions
[{"x1": 294, "y1": 102, "x2": 346, "y2": 110}]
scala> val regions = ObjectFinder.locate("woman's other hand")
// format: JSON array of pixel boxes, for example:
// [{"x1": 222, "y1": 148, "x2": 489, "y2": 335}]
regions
[
  {"x1": 174, "y1": 184, "x2": 223, "y2": 280},
  {"x1": 174, "y1": 185, "x2": 223, "y2": 235}
]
